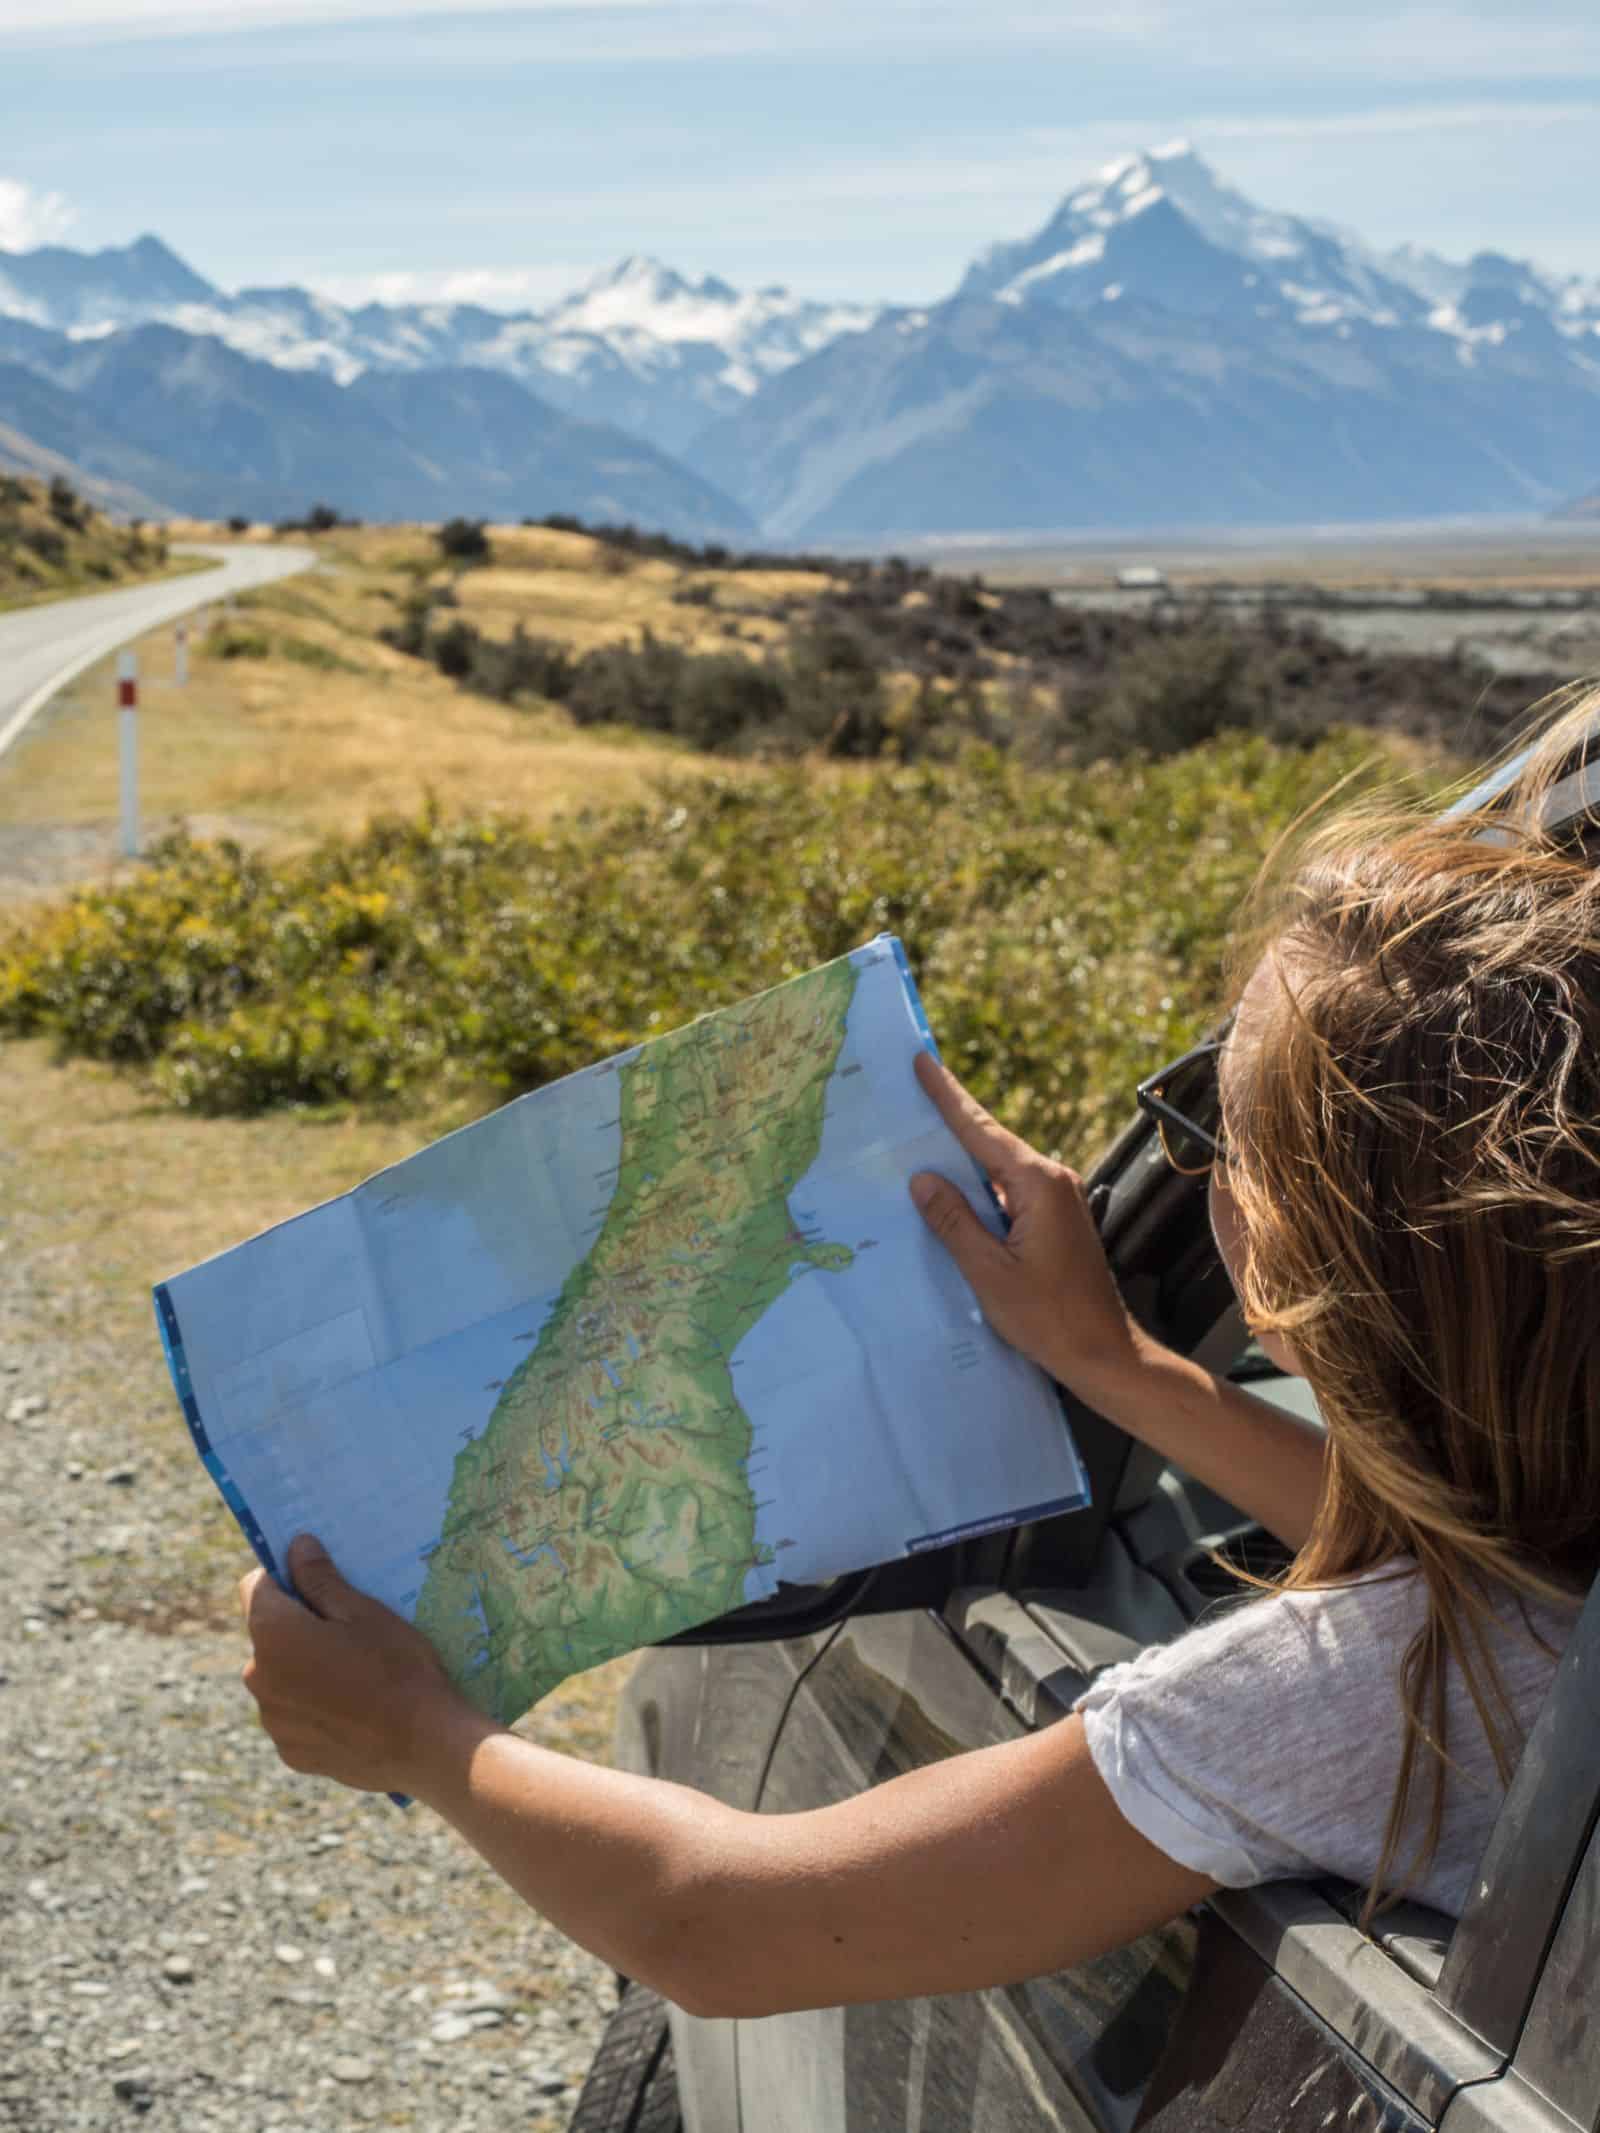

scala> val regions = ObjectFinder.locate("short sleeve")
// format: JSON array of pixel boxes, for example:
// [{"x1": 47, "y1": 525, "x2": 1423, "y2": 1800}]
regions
[{"x1": 1074, "y1": 1580, "x2": 1421, "y2": 1892}]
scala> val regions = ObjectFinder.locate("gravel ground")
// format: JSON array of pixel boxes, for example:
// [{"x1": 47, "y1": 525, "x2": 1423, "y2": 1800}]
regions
[
  {"x1": 0, "y1": 1193, "x2": 617, "y2": 2131},
  {"x1": 0, "y1": 815, "x2": 279, "y2": 906}
]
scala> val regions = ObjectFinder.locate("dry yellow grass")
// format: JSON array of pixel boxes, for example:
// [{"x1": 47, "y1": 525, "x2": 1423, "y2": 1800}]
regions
[
  {"x1": 4, "y1": 1037, "x2": 452, "y2": 1359},
  {"x1": 0, "y1": 475, "x2": 206, "y2": 610},
  {"x1": 0, "y1": 520, "x2": 843, "y2": 849},
  {"x1": 233, "y1": 520, "x2": 830, "y2": 652},
  {"x1": 0, "y1": 546, "x2": 772, "y2": 851},
  {"x1": 0, "y1": 635, "x2": 721, "y2": 845}
]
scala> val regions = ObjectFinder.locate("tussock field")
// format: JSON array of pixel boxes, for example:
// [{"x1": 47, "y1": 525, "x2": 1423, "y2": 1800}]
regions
[
  {"x1": 0, "y1": 520, "x2": 809, "y2": 854},
  {"x1": 2, "y1": 510, "x2": 1554, "y2": 869},
  {"x1": 0, "y1": 473, "x2": 197, "y2": 610}
]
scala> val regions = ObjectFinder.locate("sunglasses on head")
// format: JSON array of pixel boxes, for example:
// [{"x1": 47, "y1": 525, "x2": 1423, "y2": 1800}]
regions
[{"x1": 1136, "y1": 1035, "x2": 1227, "y2": 1177}]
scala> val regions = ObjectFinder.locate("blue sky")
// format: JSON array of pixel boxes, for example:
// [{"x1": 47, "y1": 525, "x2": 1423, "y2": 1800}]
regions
[{"x1": 1, "y1": 1, "x2": 1597, "y2": 307}]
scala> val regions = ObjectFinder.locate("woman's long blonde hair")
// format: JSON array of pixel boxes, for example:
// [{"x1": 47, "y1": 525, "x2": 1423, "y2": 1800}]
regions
[{"x1": 1222, "y1": 686, "x2": 1600, "y2": 1915}]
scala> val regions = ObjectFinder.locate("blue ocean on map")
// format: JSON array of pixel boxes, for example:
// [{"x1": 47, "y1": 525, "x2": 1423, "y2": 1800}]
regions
[{"x1": 732, "y1": 942, "x2": 1085, "y2": 1602}]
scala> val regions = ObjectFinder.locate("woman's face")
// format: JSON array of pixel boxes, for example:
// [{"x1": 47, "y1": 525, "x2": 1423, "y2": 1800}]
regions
[{"x1": 1207, "y1": 956, "x2": 1303, "y2": 1378}]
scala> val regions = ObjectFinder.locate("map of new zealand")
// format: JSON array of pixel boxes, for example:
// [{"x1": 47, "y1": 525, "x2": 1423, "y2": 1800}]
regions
[{"x1": 158, "y1": 938, "x2": 1088, "y2": 1725}]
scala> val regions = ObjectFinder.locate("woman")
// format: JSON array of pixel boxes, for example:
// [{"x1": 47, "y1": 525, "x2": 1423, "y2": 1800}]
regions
[{"x1": 239, "y1": 705, "x2": 1600, "y2": 2017}]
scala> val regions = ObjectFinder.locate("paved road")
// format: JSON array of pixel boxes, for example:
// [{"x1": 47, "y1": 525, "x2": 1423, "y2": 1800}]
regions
[{"x1": 0, "y1": 541, "x2": 317, "y2": 761}]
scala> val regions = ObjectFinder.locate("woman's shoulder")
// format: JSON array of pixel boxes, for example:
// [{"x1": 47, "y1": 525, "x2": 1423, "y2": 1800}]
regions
[
  {"x1": 1084, "y1": 1566, "x2": 1428, "y2": 1700},
  {"x1": 1073, "y1": 1563, "x2": 1572, "y2": 1906},
  {"x1": 1078, "y1": 1559, "x2": 1571, "y2": 1751}
]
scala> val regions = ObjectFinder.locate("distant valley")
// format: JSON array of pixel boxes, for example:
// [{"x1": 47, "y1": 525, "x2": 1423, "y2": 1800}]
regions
[{"x1": 2, "y1": 144, "x2": 1599, "y2": 542}]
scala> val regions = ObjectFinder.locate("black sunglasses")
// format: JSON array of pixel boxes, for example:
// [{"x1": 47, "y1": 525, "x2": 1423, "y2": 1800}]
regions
[{"x1": 1136, "y1": 1036, "x2": 1227, "y2": 1177}]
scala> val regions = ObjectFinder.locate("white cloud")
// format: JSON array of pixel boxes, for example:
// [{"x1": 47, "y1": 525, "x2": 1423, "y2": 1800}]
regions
[
  {"x1": 316, "y1": 261, "x2": 598, "y2": 309},
  {"x1": 0, "y1": 177, "x2": 76, "y2": 249},
  {"x1": 0, "y1": 0, "x2": 672, "y2": 37},
  {"x1": 0, "y1": 0, "x2": 691, "y2": 37},
  {"x1": 3, "y1": 0, "x2": 1595, "y2": 74}
]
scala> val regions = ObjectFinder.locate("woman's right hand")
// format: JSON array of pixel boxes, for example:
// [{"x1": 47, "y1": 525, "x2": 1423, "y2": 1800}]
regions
[{"x1": 909, "y1": 1053, "x2": 1153, "y2": 1409}]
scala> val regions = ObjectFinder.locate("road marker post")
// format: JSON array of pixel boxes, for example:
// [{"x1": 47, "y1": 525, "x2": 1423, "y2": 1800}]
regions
[
  {"x1": 118, "y1": 653, "x2": 140, "y2": 859},
  {"x1": 174, "y1": 619, "x2": 189, "y2": 688}
]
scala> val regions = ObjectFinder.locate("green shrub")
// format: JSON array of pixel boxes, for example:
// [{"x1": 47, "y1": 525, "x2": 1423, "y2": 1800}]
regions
[
  {"x1": 429, "y1": 618, "x2": 480, "y2": 681},
  {"x1": 437, "y1": 518, "x2": 492, "y2": 565},
  {"x1": 48, "y1": 475, "x2": 86, "y2": 530},
  {"x1": 778, "y1": 622, "x2": 890, "y2": 756},
  {"x1": 1053, "y1": 625, "x2": 1279, "y2": 762},
  {"x1": 279, "y1": 636, "x2": 362, "y2": 674},
  {"x1": 670, "y1": 655, "x2": 788, "y2": 752},
  {"x1": 205, "y1": 626, "x2": 272, "y2": 661},
  {"x1": 0, "y1": 733, "x2": 1425, "y2": 1149},
  {"x1": 566, "y1": 632, "x2": 686, "y2": 732},
  {"x1": 470, "y1": 625, "x2": 576, "y2": 705}
]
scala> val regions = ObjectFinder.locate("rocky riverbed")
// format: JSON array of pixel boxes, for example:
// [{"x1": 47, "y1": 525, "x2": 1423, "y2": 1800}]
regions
[{"x1": 0, "y1": 1184, "x2": 618, "y2": 2132}]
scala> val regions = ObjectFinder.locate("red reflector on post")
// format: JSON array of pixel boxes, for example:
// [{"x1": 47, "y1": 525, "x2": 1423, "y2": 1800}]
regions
[{"x1": 117, "y1": 650, "x2": 138, "y2": 709}]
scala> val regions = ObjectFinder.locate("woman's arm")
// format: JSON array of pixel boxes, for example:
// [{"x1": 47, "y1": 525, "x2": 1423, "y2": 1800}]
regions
[
  {"x1": 910, "y1": 1055, "x2": 1327, "y2": 1552},
  {"x1": 242, "y1": 1539, "x2": 1215, "y2": 2019},
  {"x1": 1073, "y1": 1339, "x2": 1326, "y2": 1553}
]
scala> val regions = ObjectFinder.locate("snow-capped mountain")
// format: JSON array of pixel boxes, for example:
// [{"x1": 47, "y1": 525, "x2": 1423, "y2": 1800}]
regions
[
  {"x1": 4, "y1": 146, "x2": 1600, "y2": 538},
  {"x1": 0, "y1": 319, "x2": 756, "y2": 533},
  {"x1": 960, "y1": 141, "x2": 1600, "y2": 350},
  {"x1": 0, "y1": 239, "x2": 878, "y2": 456},
  {"x1": 539, "y1": 255, "x2": 872, "y2": 385},
  {"x1": 695, "y1": 144, "x2": 1600, "y2": 540},
  {"x1": 0, "y1": 233, "x2": 212, "y2": 330}
]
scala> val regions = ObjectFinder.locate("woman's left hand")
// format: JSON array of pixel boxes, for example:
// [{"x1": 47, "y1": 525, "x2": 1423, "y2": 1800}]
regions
[
  {"x1": 239, "y1": 1533, "x2": 479, "y2": 1794},
  {"x1": 909, "y1": 1052, "x2": 1148, "y2": 1404}
]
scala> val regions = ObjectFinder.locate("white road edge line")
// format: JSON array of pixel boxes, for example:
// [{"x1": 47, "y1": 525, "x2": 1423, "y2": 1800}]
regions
[{"x1": 0, "y1": 544, "x2": 315, "y2": 763}]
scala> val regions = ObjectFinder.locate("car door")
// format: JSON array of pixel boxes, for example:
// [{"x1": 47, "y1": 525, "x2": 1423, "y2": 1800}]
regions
[{"x1": 737, "y1": 1598, "x2": 1198, "y2": 2133}]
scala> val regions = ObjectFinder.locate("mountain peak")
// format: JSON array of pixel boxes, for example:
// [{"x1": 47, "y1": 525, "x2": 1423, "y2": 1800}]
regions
[
  {"x1": 588, "y1": 254, "x2": 690, "y2": 298},
  {"x1": 961, "y1": 141, "x2": 1434, "y2": 333},
  {"x1": 127, "y1": 233, "x2": 187, "y2": 266},
  {"x1": 1090, "y1": 138, "x2": 1206, "y2": 195},
  {"x1": 0, "y1": 228, "x2": 215, "y2": 326}
]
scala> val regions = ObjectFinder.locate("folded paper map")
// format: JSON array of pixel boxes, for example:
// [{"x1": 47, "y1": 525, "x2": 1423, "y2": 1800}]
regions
[{"x1": 156, "y1": 935, "x2": 1088, "y2": 1724}]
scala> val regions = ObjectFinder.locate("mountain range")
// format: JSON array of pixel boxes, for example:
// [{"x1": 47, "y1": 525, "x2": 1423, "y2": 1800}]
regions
[{"x1": 3, "y1": 143, "x2": 1598, "y2": 541}]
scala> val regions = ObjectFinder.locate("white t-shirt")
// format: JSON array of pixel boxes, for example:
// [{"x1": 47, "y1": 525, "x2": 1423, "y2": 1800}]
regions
[{"x1": 1075, "y1": 1567, "x2": 1574, "y2": 1915}]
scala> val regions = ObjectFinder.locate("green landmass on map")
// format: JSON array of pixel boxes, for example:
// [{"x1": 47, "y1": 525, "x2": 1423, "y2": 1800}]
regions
[{"x1": 412, "y1": 955, "x2": 859, "y2": 1720}]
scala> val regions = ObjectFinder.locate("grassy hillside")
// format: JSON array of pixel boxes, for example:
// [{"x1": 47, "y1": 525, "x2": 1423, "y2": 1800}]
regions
[
  {"x1": 0, "y1": 473, "x2": 185, "y2": 608},
  {"x1": 2, "y1": 510, "x2": 1541, "y2": 857},
  {"x1": 0, "y1": 518, "x2": 838, "y2": 847},
  {"x1": 290, "y1": 515, "x2": 1562, "y2": 768}
]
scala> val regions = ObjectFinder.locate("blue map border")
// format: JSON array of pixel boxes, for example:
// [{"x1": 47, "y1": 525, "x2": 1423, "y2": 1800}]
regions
[
  {"x1": 153, "y1": 1280, "x2": 284, "y2": 1587},
  {"x1": 888, "y1": 933, "x2": 940, "y2": 1059}
]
